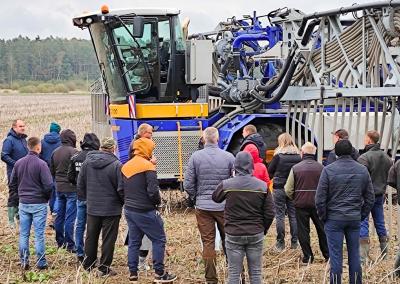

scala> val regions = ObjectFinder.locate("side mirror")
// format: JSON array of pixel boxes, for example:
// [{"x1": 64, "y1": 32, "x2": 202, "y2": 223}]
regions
[{"x1": 132, "y1": 16, "x2": 144, "y2": 38}]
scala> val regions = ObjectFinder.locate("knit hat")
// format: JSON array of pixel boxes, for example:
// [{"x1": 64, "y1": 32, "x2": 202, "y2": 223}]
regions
[
  {"x1": 49, "y1": 122, "x2": 61, "y2": 134},
  {"x1": 101, "y1": 137, "x2": 116, "y2": 150}
]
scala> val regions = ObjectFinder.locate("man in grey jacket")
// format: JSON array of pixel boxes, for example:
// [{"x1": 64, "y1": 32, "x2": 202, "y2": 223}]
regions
[
  {"x1": 358, "y1": 130, "x2": 392, "y2": 262},
  {"x1": 184, "y1": 127, "x2": 235, "y2": 284}
]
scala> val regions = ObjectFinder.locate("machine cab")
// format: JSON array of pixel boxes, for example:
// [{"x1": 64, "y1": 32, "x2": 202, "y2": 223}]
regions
[{"x1": 73, "y1": 8, "x2": 194, "y2": 105}]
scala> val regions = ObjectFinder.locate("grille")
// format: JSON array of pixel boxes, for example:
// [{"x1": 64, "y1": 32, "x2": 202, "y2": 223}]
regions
[{"x1": 152, "y1": 131, "x2": 201, "y2": 179}]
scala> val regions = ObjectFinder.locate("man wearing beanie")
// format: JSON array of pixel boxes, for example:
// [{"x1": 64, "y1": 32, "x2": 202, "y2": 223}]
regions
[
  {"x1": 78, "y1": 137, "x2": 123, "y2": 277},
  {"x1": 316, "y1": 140, "x2": 374, "y2": 284},
  {"x1": 40, "y1": 122, "x2": 61, "y2": 217}
]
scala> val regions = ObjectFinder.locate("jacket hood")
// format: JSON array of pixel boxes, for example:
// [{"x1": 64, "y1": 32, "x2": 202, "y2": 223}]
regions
[
  {"x1": 60, "y1": 129, "x2": 76, "y2": 147},
  {"x1": 243, "y1": 144, "x2": 262, "y2": 163},
  {"x1": 8, "y1": 128, "x2": 27, "y2": 139},
  {"x1": 86, "y1": 150, "x2": 118, "y2": 169},
  {"x1": 243, "y1": 133, "x2": 264, "y2": 148},
  {"x1": 235, "y1": 151, "x2": 254, "y2": 176},
  {"x1": 133, "y1": 138, "x2": 155, "y2": 160},
  {"x1": 365, "y1": 143, "x2": 380, "y2": 152},
  {"x1": 44, "y1": 132, "x2": 61, "y2": 144},
  {"x1": 80, "y1": 133, "x2": 100, "y2": 150}
]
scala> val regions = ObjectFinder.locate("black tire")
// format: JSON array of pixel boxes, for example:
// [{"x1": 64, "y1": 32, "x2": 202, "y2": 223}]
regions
[{"x1": 227, "y1": 122, "x2": 285, "y2": 156}]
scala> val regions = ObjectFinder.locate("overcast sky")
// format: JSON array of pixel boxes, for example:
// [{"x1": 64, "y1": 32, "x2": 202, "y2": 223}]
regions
[{"x1": 3, "y1": 0, "x2": 374, "y2": 39}]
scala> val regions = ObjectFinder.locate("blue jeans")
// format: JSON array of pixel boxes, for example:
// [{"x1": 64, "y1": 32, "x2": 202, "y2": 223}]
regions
[
  {"x1": 125, "y1": 209, "x2": 166, "y2": 275},
  {"x1": 75, "y1": 200, "x2": 87, "y2": 257},
  {"x1": 54, "y1": 192, "x2": 77, "y2": 250},
  {"x1": 325, "y1": 220, "x2": 362, "y2": 284},
  {"x1": 360, "y1": 194, "x2": 387, "y2": 239},
  {"x1": 19, "y1": 203, "x2": 48, "y2": 268},
  {"x1": 225, "y1": 232, "x2": 264, "y2": 284}
]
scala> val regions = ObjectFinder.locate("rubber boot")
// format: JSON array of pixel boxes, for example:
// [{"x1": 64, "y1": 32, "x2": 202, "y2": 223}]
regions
[
  {"x1": 359, "y1": 239, "x2": 370, "y2": 265},
  {"x1": 394, "y1": 251, "x2": 400, "y2": 277},
  {"x1": 7, "y1": 207, "x2": 16, "y2": 228},
  {"x1": 379, "y1": 236, "x2": 389, "y2": 260},
  {"x1": 204, "y1": 257, "x2": 218, "y2": 284}
]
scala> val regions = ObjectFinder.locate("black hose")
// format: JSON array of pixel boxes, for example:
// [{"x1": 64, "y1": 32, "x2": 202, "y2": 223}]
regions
[
  {"x1": 220, "y1": 56, "x2": 233, "y2": 76},
  {"x1": 255, "y1": 48, "x2": 295, "y2": 93},
  {"x1": 251, "y1": 60, "x2": 299, "y2": 105},
  {"x1": 301, "y1": 19, "x2": 320, "y2": 46}
]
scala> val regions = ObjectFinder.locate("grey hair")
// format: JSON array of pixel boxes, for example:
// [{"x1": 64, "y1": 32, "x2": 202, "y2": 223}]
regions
[
  {"x1": 301, "y1": 142, "x2": 317, "y2": 155},
  {"x1": 203, "y1": 127, "x2": 219, "y2": 144}
]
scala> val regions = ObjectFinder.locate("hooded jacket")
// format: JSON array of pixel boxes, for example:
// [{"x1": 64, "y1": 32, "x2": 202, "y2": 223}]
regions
[
  {"x1": 243, "y1": 144, "x2": 270, "y2": 186},
  {"x1": 1, "y1": 128, "x2": 28, "y2": 182},
  {"x1": 40, "y1": 132, "x2": 61, "y2": 166},
  {"x1": 77, "y1": 150, "x2": 123, "y2": 216},
  {"x1": 120, "y1": 138, "x2": 161, "y2": 212},
  {"x1": 239, "y1": 133, "x2": 267, "y2": 161},
  {"x1": 315, "y1": 155, "x2": 375, "y2": 222},
  {"x1": 67, "y1": 133, "x2": 100, "y2": 201},
  {"x1": 50, "y1": 129, "x2": 78, "y2": 192},
  {"x1": 184, "y1": 143, "x2": 235, "y2": 211},
  {"x1": 285, "y1": 154, "x2": 323, "y2": 208},
  {"x1": 212, "y1": 152, "x2": 275, "y2": 236},
  {"x1": 358, "y1": 143, "x2": 392, "y2": 196}
]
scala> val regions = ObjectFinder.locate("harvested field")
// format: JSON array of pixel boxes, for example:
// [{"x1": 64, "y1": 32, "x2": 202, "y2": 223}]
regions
[{"x1": 1, "y1": 93, "x2": 400, "y2": 283}]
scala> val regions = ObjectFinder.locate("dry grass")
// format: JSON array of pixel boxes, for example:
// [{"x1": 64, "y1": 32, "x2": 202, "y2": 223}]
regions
[{"x1": 1, "y1": 93, "x2": 400, "y2": 283}]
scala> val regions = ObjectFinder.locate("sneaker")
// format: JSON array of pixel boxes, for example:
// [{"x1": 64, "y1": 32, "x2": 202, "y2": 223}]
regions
[
  {"x1": 37, "y1": 265, "x2": 48, "y2": 270},
  {"x1": 154, "y1": 272, "x2": 177, "y2": 283},
  {"x1": 290, "y1": 241, "x2": 299, "y2": 250},
  {"x1": 129, "y1": 272, "x2": 138, "y2": 282},
  {"x1": 77, "y1": 256, "x2": 84, "y2": 264},
  {"x1": 274, "y1": 242, "x2": 285, "y2": 252},
  {"x1": 96, "y1": 269, "x2": 117, "y2": 277}
]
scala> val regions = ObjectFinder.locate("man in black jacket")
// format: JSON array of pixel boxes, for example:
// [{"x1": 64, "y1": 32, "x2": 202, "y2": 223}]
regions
[
  {"x1": 326, "y1": 129, "x2": 359, "y2": 165},
  {"x1": 388, "y1": 159, "x2": 400, "y2": 277},
  {"x1": 78, "y1": 137, "x2": 123, "y2": 277},
  {"x1": 358, "y1": 130, "x2": 392, "y2": 262},
  {"x1": 285, "y1": 142, "x2": 329, "y2": 264},
  {"x1": 239, "y1": 124, "x2": 267, "y2": 161},
  {"x1": 67, "y1": 133, "x2": 100, "y2": 262},
  {"x1": 316, "y1": 140, "x2": 374, "y2": 284},
  {"x1": 50, "y1": 129, "x2": 78, "y2": 251},
  {"x1": 121, "y1": 137, "x2": 176, "y2": 283},
  {"x1": 212, "y1": 151, "x2": 274, "y2": 284}
]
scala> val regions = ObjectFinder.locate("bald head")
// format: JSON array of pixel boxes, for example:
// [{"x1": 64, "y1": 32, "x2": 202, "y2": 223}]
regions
[{"x1": 203, "y1": 127, "x2": 219, "y2": 144}]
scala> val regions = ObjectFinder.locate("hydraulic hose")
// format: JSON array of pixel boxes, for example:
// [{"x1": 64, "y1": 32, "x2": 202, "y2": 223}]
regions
[
  {"x1": 251, "y1": 59, "x2": 299, "y2": 105},
  {"x1": 301, "y1": 19, "x2": 320, "y2": 46},
  {"x1": 255, "y1": 47, "x2": 296, "y2": 93}
]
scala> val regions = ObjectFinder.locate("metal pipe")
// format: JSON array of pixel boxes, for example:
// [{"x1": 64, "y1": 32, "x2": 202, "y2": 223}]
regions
[
  {"x1": 298, "y1": 102, "x2": 304, "y2": 148},
  {"x1": 305, "y1": 101, "x2": 311, "y2": 142},
  {"x1": 348, "y1": 97, "x2": 354, "y2": 138},
  {"x1": 365, "y1": 98, "x2": 370, "y2": 135},
  {"x1": 374, "y1": 98, "x2": 379, "y2": 131},
  {"x1": 286, "y1": 103, "x2": 292, "y2": 133},
  {"x1": 311, "y1": 100, "x2": 318, "y2": 145},
  {"x1": 355, "y1": 98, "x2": 362, "y2": 150},
  {"x1": 292, "y1": 103, "x2": 298, "y2": 147},
  {"x1": 318, "y1": 101, "x2": 324, "y2": 163},
  {"x1": 379, "y1": 97, "x2": 388, "y2": 144},
  {"x1": 341, "y1": 98, "x2": 346, "y2": 130},
  {"x1": 333, "y1": 97, "x2": 339, "y2": 133},
  {"x1": 384, "y1": 97, "x2": 396, "y2": 154}
]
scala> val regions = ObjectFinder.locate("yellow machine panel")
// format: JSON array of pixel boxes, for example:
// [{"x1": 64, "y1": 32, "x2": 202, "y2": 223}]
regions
[{"x1": 109, "y1": 103, "x2": 209, "y2": 119}]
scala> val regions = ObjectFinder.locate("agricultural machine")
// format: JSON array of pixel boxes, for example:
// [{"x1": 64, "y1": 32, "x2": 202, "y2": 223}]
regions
[{"x1": 73, "y1": 1, "x2": 400, "y2": 188}]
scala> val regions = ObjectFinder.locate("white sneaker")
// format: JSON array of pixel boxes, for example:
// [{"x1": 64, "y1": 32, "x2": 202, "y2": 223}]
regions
[{"x1": 138, "y1": 262, "x2": 150, "y2": 271}]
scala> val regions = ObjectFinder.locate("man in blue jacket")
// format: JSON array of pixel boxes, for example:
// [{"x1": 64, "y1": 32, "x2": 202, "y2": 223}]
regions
[
  {"x1": 40, "y1": 122, "x2": 61, "y2": 218},
  {"x1": 8, "y1": 137, "x2": 53, "y2": 270},
  {"x1": 316, "y1": 140, "x2": 374, "y2": 284},
  {"x1": 1, "y1": 119, "x2": 28, "y2": 227}
]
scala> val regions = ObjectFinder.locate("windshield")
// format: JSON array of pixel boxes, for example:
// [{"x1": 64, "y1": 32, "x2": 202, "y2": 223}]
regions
[{"x1": 90, "y1": 23, "x2": 127, "y2": 102}]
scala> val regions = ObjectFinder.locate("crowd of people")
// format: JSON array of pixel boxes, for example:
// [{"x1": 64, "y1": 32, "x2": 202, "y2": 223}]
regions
[{"x1": 2, "y1": 119, "x2": 400, "y2": 284}]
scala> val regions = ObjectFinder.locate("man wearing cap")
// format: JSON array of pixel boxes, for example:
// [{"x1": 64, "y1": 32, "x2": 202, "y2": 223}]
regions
[
  {"x1": 326, "y1": 129, "x2": 360, "y2": 165},
  {"x1": 316, "y1": 140, "x2": 374, "y2": 284},
  {"x1": 40, "y1": 122, "x2": 61, "y2": 218},
  {"x1": 78, "y1": 137, "x2": 123, "y2": 277}
]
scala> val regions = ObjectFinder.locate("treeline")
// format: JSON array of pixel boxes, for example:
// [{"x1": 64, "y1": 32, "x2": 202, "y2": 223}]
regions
[{"x1": 0, "y1": 36, "x2": 99, "y2": 87}]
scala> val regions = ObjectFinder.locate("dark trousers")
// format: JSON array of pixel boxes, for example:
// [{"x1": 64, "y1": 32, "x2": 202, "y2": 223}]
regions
[
  {"x1": 195, "y1": 209, "x2": 226, "y2": 284},
  {"x1": 274, "y1": 188, "x2": 297, "y2": 244},
  {"x1": 325, "y1": 220, "x2": 362, "y2": 284},
  {"x1": 295, "y1": 207, "x2": 329, "y2": 262},
  {"x1": 125, "y1": 209, "x2": 166, "y2": 275},
  {"x1": 83, "y1": 214, "x2": 120, "y2": 273}
]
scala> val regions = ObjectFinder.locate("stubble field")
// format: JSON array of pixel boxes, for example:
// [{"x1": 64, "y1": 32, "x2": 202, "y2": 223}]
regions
[{"x1": 0, "y1": 93, "x2": 400, "y2": 283}]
